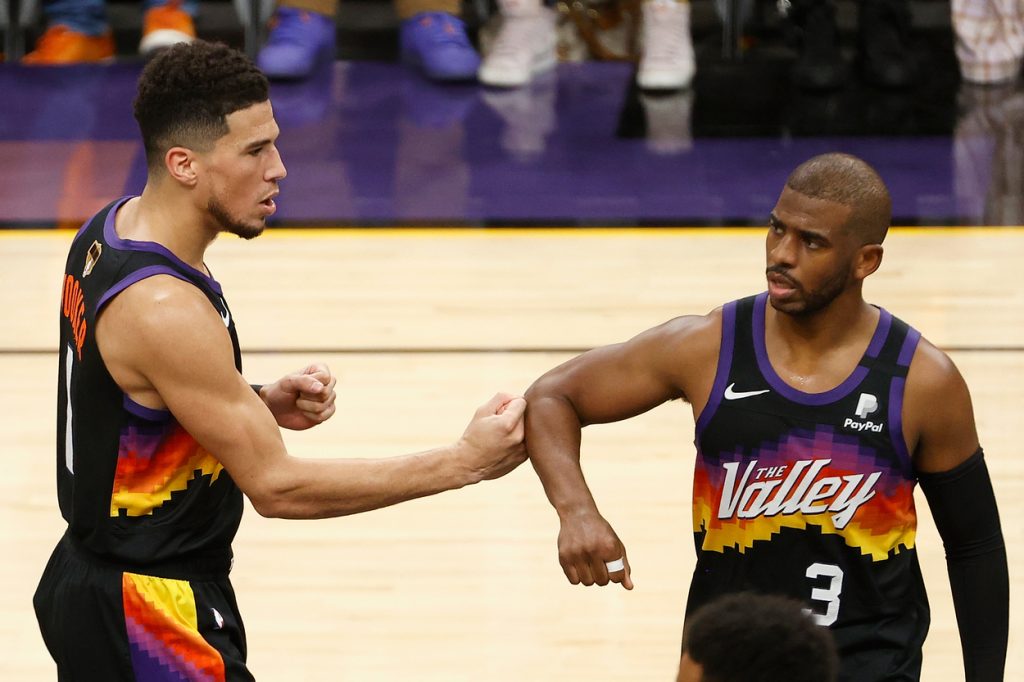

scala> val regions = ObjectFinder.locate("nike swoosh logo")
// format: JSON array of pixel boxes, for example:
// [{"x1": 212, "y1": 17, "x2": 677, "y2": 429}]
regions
[
  {"x1": 219, "y1": 300, "x2": 231, "y2": 328},
  {"x1": 724, "y1": 383, "x2": 770, "y2": 400}
]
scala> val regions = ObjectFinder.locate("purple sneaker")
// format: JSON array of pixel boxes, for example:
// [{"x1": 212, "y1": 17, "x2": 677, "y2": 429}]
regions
[
  {"x1": 400, "y1": 12, "x2": 480, "y2": 82},
  {"x1": 256, "y1": 8, "x2": 335, "y2": 80}
]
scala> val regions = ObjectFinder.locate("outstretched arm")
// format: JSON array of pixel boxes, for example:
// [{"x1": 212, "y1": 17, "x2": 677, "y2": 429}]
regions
[
  {"x1": 97, "y1": 275, "x2": 528, "y2": 520},
  {"x1": 906, "y1": 342, "x2": 1008, "y2": 681},
  {"x1": 525, "y1": 314, "x2": 719, "y2": 590}
]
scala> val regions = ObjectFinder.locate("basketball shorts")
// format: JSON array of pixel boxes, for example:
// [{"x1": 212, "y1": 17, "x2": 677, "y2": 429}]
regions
[{"x1": 34, "y1": 532, "x2": 254, "y2": 681}]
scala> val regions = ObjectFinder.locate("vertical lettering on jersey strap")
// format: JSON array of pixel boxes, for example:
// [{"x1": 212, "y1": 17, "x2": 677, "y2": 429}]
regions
[{"x1": 61, "y1": 274, "x2": 87, "y2": 360}]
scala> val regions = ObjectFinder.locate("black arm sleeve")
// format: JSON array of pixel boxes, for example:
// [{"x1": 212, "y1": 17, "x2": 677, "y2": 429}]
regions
[{"x1": 917, "y1": 448, "x2": 1008, "y2": 682}]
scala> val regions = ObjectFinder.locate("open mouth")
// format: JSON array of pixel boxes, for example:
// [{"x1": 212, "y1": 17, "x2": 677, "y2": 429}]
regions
[
  {"x1": 259, "y1": 193, "x2": 278, "y2": 214},
  {"x1": 767, "y1": 272, "x2": 799, "y2": 296}
]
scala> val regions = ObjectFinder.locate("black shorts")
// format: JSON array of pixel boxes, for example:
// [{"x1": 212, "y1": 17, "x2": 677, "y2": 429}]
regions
[{"x1": 33, "y1": 533, "x2": 253, "y2": 682}]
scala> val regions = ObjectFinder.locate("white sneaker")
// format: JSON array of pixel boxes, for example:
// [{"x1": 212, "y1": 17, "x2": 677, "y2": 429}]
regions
[
  {"x1": 479, "y1": 5, "x2": 558, "y2": 88},
  {"x1": 638, "y1": 0, "x2": 695, "y2": 90}
]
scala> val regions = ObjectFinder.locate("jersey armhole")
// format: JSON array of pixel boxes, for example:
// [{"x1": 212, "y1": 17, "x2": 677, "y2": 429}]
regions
[
  {"x1": 888, "y1": 326, "x2": 922, "y2": 478},
  {"x1": 694, "y1": 300, "x2": 737, "y2": 438},
  {"x1": 123, "y1": 394, "x2": 173, "y2": 422}
]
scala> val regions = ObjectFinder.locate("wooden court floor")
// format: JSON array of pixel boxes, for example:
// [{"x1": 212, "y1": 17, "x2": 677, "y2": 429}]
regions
[{"x1": 1, "y1": 227, "x2": 1021, "y2": 680}]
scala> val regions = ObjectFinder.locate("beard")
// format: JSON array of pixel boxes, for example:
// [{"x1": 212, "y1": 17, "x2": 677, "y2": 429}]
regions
[
  {"x1": 208, "y1": 195, "x2": 266, "y2": 240},
  {"x1": 768, "y1": 265, "x2": 850, "y2": 316}
]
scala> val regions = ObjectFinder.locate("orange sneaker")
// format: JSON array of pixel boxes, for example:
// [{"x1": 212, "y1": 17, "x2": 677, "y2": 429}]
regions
[
  {"x1": 22, "y1": 25, "x2": 115, "y2": 65},
  {"x1": 140, "y1": 1, "x2": 196, "y2": 56}
]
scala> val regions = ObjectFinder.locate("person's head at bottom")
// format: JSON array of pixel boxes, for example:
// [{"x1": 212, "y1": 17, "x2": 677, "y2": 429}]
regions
[{"x1": 677, "y1": 593, "x2": 838, "y2": 682}]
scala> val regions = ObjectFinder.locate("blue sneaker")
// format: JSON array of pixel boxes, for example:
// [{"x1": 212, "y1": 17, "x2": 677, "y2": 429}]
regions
[
  {"x1": 400, "y1": 12, "x2": 480, "y2": 82},
  {"x1": 256, "y1": 8, "x2": 336, "y2": 80}
]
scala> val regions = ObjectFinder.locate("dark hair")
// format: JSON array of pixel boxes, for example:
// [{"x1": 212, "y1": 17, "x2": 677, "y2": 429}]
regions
[
  {"x1": 683, "y1": 593, "x2": 838, "y2": 682},
  {"x1": 133, "y1": 40, "x2": 269, "y2": 170},
  {"x1": 785, "y1": 153, "x2": 892, "y2": 245}
]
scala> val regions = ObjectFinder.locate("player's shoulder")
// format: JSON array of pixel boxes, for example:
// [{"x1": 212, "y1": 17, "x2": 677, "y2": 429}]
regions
[
  {"x1": 635, "y1": 307, "x2": 723, "y2": 368},
  {"x1": 650, "y1": 306, "x2": 722, "y2": 339},
  {"x1": 649, "y1": 306, "x2": 723, "y2": 347},
  {"x1": 902, "y1": 332, "x2": 979, "y2": 468},
  {"x1": 102, "y1": 273, "x2": 221, "y2": 336},
  {"x1": 905, "y1": 333, "x2": 968, "y2": 397}
]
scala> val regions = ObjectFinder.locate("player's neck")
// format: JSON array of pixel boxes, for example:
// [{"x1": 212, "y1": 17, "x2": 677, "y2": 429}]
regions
[
  {"x1": 120, "y1": 186, "x2": 218, "y2": 272},
  {"x1": 767, "y1": 290, "x2": 876, "y2": 356}
]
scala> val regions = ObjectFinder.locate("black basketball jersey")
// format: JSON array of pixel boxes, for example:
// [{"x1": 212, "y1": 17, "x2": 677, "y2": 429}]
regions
[
  {"x1": 56, "y1": 197, "x2": 244, "y2": 570},
  {"x1": 690, "y1": 293, "x2": 928, "y2": 681}
]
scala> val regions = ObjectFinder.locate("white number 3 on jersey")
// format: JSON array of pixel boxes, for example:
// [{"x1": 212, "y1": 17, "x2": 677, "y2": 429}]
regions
[{"x1": 803, "y1": 563, "x2": 844, "y2": 626}]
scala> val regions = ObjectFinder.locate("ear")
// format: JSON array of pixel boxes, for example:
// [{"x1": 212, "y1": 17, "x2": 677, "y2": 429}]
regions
[
  {"x1": 164, "y1": 146, "x2": 199, "y2": 187},
  {"x1": 853, "y1": 244, "x2": 883, "y2": 281}
]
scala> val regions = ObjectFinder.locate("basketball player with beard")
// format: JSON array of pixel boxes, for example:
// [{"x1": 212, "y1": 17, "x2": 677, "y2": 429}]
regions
[
  {"x1": 524, "y1": 153, "x2": 1008, "y2": 681},
  {"x1": 36, "y1": 41, "x2": 527, "y2": 680}
]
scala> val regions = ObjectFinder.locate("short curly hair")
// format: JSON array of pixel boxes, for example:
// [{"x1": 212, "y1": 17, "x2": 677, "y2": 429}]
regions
[
  {"x1": 134, "y1": 41, "x2": 269, "y2": 170},
  {"x1": 683, "y1": 593, "x2": 838, "y2": 682}
]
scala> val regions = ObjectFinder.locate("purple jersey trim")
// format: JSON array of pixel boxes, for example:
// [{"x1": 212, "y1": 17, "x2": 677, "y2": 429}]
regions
[
  {"x1": 752, "y1": 292, "x2": 893, "y2": 406},
  {"x1": 123, "y1": 395, "x2": 172, "y2": 422},
  {"x1": 96, "y1": 265, "x2": 194, "y2": 312},
  {"x1": 102, "y1": 196, "x2": 224, "y2": 296},
  {"x1": 898, "y1": 327, "x2": 923, "y2": 367},
  {"x1": 888, "y1": 327, "x2": 922, "y2": 477},
  {"x1": 865, "y1": 306, "x2": 893, "y2": 358},
  {"x1": 888, "y1": 377, "x2": 914, "y2": 477},
  {"x1": 695, "y1": 302, "x2": 737, "y2": 438},
  {"x1": 71, "y1": 201, "x2": 114, "y2": 247}
]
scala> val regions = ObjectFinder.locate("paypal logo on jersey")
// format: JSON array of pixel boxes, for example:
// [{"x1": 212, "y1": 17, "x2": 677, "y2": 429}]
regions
[
  {"x1": 843, "y1": 393, "x2": 883, "y2": 432},
  {"x1": 854, "y1": 393, "x2": 878, "y2": 419}
]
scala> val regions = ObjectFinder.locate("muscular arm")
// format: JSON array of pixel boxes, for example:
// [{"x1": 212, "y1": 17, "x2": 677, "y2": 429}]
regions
[
  {"x1": 97, "y1": 276, "x2": 526, "y2": 520},
  {"x1": 904, "y1": 341, "x2": 1008, "y2": 681},
  {"x1": 526, "y1": 315, "x2": 716, "y2": 511},
  {"x1": 524, "y1": 313, "x2": 720, "y2": 587}
]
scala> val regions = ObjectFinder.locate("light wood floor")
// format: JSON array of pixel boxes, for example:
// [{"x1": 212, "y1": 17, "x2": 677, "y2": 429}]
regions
[{"x1": 1, "y1": 228, "x2": 1021, "y2": 681}]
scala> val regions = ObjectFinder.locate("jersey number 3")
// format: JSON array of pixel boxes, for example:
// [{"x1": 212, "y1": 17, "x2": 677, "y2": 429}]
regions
[{"x1": 803, "y1": 563, "x2": 844, "y2": 626}]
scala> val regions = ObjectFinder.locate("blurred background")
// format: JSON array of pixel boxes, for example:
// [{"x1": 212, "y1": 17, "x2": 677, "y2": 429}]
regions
[{"x1": 2, "y1": 0, "x2": 1021, "y2": 227}]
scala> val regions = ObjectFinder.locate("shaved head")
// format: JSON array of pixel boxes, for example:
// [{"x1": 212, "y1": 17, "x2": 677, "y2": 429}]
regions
[{"x1": 785, "y1": 153, "x2": 892, "y2": 245}]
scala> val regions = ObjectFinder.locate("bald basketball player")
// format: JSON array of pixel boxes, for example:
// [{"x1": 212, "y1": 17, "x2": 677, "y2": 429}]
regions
[
  {"x1": 36, "y1": 41, "x2": 526, "y2": 681},
  {"x1": 525, "y1": 153, "x2": 1008, "y2": 681}
]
